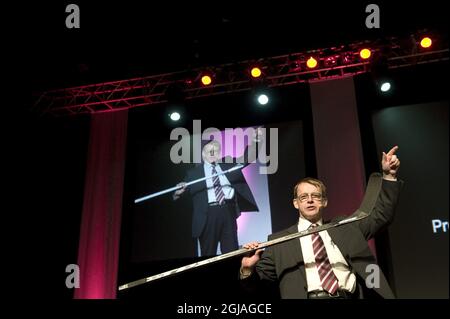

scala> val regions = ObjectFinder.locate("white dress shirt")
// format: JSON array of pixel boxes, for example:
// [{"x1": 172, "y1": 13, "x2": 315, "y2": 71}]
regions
[
  {"x1": 298, "y1": 215, "x2": 356, "y2": 292},
  {"x1": 203, "y1": 162, "x2": 235, "y2": 203}
]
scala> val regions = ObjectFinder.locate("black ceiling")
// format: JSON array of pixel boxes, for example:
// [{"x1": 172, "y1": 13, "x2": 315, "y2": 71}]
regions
[{"x1": 25, "y1": 1, "x2": 448, "y2": 92}]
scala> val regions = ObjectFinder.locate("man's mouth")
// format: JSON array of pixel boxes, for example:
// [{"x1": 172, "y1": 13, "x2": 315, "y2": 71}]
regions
[{"x1": 306, "y1": 206, "x2": 316, "y2": 211}]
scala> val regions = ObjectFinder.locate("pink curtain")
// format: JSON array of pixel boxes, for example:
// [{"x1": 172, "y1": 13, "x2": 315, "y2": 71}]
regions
[
  {"x1": 309, "y1": 77, "x2": 376, "y2": 257},
  {"x1": 74, "y1": 110, "x2": 128, "y2": 299}
]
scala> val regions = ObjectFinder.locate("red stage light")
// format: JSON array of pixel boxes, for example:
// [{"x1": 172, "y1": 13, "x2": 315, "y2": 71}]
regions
[
  {"x1": 359, "y1": 48, "x2": 371, "y2": 59},
  {"x1": 420, "y1": 37, "x2": 432, "y2": 48},
  {"x1": 289, "y1": 60, "x2": 301, "y2": 72},
  {"x1": 306, "y1": 57, "x2": 318, "y2": 69},
  {"x1": 250, "y1": 67, "x2": 262, "y2": 78},
  {"x1": 201, "y1": 75, "x2": 212, "y2": 86},
  {"x1": 324, "y1": 55, "x2": 339, "y2": 67},
  {"x1": 341, "y1": 52, "x2": 355, "y2": 64}
]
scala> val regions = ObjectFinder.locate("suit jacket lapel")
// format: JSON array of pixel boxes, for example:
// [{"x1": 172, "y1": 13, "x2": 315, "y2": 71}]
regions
[
  {"x1": 194, "y1": 164, "x2": 204, "y2": 179},
  {"x1": 189, "y1": 164, "x2": 207, "y2": 194},
  {"x1": 327, "y1": 225, "x2": 350, "y2": 259}
]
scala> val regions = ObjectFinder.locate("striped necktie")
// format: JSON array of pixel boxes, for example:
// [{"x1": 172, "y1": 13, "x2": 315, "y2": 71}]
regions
[
  {"x1": 211, "y1": 164, "x2": 225, "y2": 204},
  {"x1": 310, "y1": 224, "x2": 339, "y2": 294}
]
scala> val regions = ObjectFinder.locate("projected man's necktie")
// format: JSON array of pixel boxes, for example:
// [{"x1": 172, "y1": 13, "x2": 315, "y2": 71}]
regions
[
  {"x1": 310, "y1": 224, "x2": 339, "y2": 294},
  {"x1": 212, "y1": 164, "x2": 225, "y2": 204}
]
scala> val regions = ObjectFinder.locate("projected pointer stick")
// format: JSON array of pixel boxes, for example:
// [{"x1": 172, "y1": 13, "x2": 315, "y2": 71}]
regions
[{"x1": 134, "y1": 164, "x2": 244, "y2": 204}]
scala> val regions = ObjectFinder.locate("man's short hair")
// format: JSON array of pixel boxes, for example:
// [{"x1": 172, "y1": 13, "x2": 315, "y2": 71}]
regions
[
  {"x1": 203, "y1": 139, "x2": 221, "y2": 150},
  {"x1": 293, "y1": 177, "x2": 327, "y2": 200}
]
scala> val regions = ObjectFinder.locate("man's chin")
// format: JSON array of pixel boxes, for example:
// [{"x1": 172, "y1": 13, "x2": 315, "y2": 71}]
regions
[{"x1": 302, "y1": 212, "x2": 320, "y2": 222}]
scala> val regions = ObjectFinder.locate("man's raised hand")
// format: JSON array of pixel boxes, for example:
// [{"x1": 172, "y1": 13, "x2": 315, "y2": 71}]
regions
[{"x1": 382, "y1": 146, "x2": 400, "y2": 180}]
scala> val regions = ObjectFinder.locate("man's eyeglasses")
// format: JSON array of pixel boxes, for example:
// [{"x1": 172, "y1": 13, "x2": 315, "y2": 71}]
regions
[{"x1": 296, "y1": 192, "x2": 323, "y2": 202}]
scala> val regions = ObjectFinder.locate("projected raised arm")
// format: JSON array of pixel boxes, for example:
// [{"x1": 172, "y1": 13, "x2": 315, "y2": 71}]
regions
[{"x1": 173, "y1": 182, "x2": 187, "y2": 200}]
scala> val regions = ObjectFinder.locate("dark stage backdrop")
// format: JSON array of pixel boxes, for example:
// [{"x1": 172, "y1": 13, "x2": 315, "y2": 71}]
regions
[{"x1": 372, "y1": 101, "x2": 449, "y2": 298}]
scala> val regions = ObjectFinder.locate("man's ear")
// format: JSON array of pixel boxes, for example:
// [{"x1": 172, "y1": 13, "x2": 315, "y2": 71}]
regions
[
  {"x1": 321, "y1": 199, "x2": 328, "y2": 208},
  {"x1": 293, "y1": 199, "x2": 299, "y2": 209}
]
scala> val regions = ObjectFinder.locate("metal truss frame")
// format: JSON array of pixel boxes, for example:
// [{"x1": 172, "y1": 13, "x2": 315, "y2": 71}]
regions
[{"x1": 33, "y1": 36, "x2": 449, "y2": 116}]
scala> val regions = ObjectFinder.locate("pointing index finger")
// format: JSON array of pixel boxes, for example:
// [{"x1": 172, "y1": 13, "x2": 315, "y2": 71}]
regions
[{"x1": 387, "y1": 146, "x2": 399, "y2": 156}]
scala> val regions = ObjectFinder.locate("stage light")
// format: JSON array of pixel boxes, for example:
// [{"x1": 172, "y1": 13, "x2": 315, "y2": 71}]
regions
[
  {"x1": 201, "y1": 75, "x2": 212, "y2": 86},
  {"x1": 169, "y1": 112, "x2": 181, "y2": 121},
  {"x1": 370, "y1": 53, "x2": 390, "y2": 92},
  {"x1": 380, "y1": 82, "x2": 391, "y2": 92},
  {"x1": 288, "y1": 55, "x2": 302, "y2": 72},
  {"x1": 250, "y1": 67, "x2": 262, "y2": 78},
  {"x1": 359, "y1": 48, "x2": 372, "y2": 59},
  {"x1": 289, "y1": 60, "x2": 301, "y2": 72},
  {"x1": 324, "y1": 55, "x2": 338, "y2": 67},
  {"x1": 257, "y1": 94, "x2": 269, "y2": 105},
  {"x1": 341, "y1": 52, "x2": 355, "y2": 64},
  {"x1": 306, "y1": 57, "x2": 318, "y2": 69},
  {"x1": 420, "y1": 37, "x2": 432, "y2": 48}
]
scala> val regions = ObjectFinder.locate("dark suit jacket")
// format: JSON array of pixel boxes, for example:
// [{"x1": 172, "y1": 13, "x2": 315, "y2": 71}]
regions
[
  {"x1": 245, "y1": 179, "x2": 403, "y2": 299},
  {"x1": 185, "y1": 145, "x2": 260, "y2": 238}
]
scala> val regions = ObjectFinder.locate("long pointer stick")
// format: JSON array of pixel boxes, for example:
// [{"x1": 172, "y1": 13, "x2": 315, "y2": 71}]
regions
[
  {"x1": 119, "y1": 173, "x2": 383, "y2": 291},
  {"x1": 134, "y1": 164, "x2": 244, "y2": 203}
]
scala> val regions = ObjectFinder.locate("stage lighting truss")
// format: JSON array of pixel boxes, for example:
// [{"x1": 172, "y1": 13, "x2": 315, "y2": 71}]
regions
[{"x1": 33, "y1": 34, "x2": 449, "y2": 116}]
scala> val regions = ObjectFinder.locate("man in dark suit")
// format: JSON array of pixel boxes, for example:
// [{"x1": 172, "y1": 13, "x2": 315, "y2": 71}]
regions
[
  {"x1": 174, "y1": 130, "x2": 262, "y2": 256},
  {"x1": 240, "y1": 146, "x2": 402, "y2": 299}
]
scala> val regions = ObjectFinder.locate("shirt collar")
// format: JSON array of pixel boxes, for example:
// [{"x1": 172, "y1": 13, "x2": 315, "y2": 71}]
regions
[
  {"x1": 204, "y1": 161, "x2": 215, "y2": 169},
  {"x1": 298, "y1": 214, "x2": 323, "y2": 231}
]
